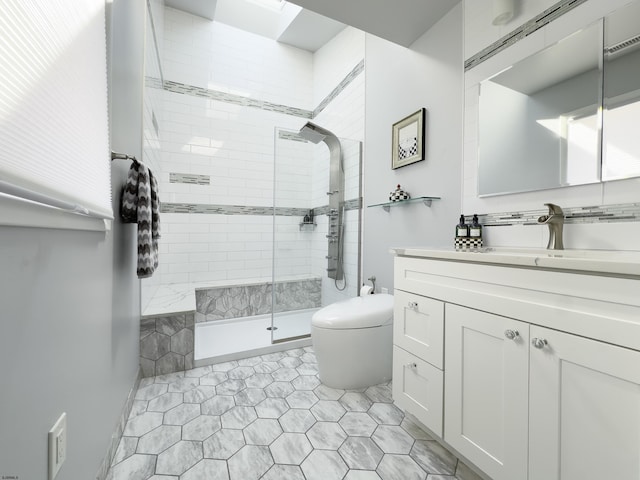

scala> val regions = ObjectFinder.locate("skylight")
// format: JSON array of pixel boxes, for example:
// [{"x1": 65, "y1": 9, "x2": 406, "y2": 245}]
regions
[{"x1": 247, "y1": 0, "x2": 285, "y2": 11}]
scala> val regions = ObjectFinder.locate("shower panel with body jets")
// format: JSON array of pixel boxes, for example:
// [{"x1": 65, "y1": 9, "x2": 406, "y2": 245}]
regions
[{"x1": 298, "y1": 122, "x2": 345, "y2": 285}]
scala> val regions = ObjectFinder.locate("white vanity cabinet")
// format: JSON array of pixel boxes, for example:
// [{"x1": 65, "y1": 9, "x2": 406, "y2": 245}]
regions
[{"x1": 392, "y1": 249, "x2": 640, "y2": 480}]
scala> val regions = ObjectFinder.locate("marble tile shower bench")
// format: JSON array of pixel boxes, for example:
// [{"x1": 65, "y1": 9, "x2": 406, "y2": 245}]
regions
[{"x1": 139, "y1": 276, "x2": 321, "y2": 377}]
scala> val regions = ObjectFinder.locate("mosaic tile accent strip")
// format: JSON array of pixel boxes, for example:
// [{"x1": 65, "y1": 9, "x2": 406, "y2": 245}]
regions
[
  {"x1": 161, "y1": 198, "x2": 362, "y2": 216},
  {"x1": 106, "y1": 346, "x2": 483, "y2": 480},
  {"x1": 140, "y1": 312, "x2": 196, "y2": 377},
  {"x1": 169, "y1": 172, "x2": 211, "y2": 185},
  {"x1": 164, "y1": 80, "x2": 313, "y2": 119},
  {"x1": 465, "y1": 0, "x2": 589, "y2": 71},
  {"x1": 312, "y1": 197, "x2": 362, "y2": 216},
  {"x1": 469, "y1": 202, "x2": 640, "y2": 227},
  {"x1": 96, "y1": 369, "x2": 142, "y2": 480},
  {"x1": 161, "y1": 203, "x2": 308, "y2": 216},
  {"x1": 313, "y1": 60, "x2": 365, "y2": 118},
  {"x1": 163, "y1": 59, "x2": 364, "y2": 120},
  {"x1": 195, "y1": 278, "x2": 322, "y2": 321},
  {"x1": 144, "y1": 75, "x2": 163, "y2": 90}
]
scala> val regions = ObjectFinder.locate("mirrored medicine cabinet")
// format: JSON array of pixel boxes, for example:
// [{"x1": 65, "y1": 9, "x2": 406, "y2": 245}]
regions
[{"x1": 477, "y1": 1, "x2": 640, "y2": 196}]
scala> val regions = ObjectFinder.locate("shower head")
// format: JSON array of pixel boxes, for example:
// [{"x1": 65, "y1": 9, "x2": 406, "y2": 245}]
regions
[{"x1": 298, "y1": 122, "x2": 327, "y2": 144}]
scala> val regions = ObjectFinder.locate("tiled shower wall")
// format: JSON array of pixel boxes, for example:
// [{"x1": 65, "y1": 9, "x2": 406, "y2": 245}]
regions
[{"x1": 151, "y1": 8, "x2": 365, "y2": 290}]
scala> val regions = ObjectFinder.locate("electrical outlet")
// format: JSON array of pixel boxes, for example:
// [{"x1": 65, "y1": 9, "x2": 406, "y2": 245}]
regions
[
  {"x1": 48, "y1": 413, "x2": 66, "y2": 480},
  {"x1": 381, "y1": 287, "x2": 389, "y2": 294}
]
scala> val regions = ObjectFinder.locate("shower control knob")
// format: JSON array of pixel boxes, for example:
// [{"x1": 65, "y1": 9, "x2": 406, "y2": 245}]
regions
[
  {"x1": 326, "y1": 190, "x2": 339, "y2": 196},
  {"x1": 325, "y1": 255, "x2": 335, "y2": 260},
  {"x1": 326, "y1": 234, "x2": 337, "y2": 239}
]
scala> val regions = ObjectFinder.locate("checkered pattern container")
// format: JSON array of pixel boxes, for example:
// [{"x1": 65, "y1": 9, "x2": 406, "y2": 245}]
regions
[
  {"x1": 455, "y1": 237, "x2": 483, "y2": 250},
  {"x1": 389, "y1": 185, "x2": 410, "y2": 202}
]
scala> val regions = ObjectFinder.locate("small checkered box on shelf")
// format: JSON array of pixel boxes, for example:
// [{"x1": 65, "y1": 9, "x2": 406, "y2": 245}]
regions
[{"x1": 455, "y1": 237, "x2": 483, "y2": 250}]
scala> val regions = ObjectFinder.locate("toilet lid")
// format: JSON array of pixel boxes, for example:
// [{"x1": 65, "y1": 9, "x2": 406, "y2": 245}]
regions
[{"x1": 311, "y1": 294, "x2": 394, "y2": 329}]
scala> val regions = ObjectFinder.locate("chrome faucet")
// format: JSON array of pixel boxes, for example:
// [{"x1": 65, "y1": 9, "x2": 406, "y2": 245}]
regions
[{"x1": 537, "y1": 203, "x2": 564, "y2": 250}]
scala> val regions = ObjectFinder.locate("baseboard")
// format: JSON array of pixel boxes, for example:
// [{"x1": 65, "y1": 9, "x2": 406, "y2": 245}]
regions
[{"x1": 95, "y1": 368, "x2": 142, "y2": 480}]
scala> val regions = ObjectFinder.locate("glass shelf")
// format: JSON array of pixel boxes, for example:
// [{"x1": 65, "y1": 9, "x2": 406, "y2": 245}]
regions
[
  {"x1": 367, "y1": 196, "x2": 441, "y2": 212},
  {"x1": 299, "y1": 222, "x2": 317, "y2": 231}
]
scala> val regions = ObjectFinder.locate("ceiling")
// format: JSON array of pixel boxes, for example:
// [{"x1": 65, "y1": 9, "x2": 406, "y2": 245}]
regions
[
  {"x1": 284, "y1": 0, "x2": 459, "y2": 47},
  {"x1": 164, "y1": 0, "x2": 459, "y2": 51}
]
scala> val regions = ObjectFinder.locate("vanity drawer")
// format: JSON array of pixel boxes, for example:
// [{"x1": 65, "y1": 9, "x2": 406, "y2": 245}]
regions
[
  {"x1": 393, "y1": 289, "x2": 444, "y2": 369},
  {"x1": 392, "y1": 345, "x2": 443, "y2": 437}
]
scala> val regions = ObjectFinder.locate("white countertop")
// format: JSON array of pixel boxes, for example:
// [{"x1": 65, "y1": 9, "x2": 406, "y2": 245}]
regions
[{"x1": 391, "y1": 246, "x2": 640, "y2": 277}]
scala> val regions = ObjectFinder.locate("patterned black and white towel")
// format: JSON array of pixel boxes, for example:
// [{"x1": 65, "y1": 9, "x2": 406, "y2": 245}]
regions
[{"x1": 121, "y1": 161, "x2": 161, "y2": 278}]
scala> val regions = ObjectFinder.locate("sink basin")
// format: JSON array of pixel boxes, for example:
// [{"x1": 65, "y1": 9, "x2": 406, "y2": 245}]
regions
[{"x1": 391, "y1": 246, "x2": 640, "y2": 276}]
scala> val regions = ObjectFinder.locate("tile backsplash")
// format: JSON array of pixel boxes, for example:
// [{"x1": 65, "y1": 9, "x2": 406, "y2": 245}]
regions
[{"x1": 471, "y1": 202, "x2": 640, "y2": 227}]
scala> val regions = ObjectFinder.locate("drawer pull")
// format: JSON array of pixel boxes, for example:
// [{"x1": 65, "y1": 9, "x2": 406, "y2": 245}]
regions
[
  {"x1": 408, "y1": 301, "x2": 418, "y2": 310},
  {"x1": 531, "y1": 338, "x2": 548, "y2": 349},
  {"x1": 504, "y1": 329, "x2": 520, "y2": 340},
  {"x1": 406, "y1": 362, "x2": 417, "y2": 369}
]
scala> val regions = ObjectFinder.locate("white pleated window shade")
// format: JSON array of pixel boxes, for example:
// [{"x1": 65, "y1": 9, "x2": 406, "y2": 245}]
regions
[{"x1": 0, "y1": 0, "x2": 112, "y2": 220}]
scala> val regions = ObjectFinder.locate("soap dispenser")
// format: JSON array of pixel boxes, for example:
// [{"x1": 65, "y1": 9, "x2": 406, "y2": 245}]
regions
[
  {"x1": 456, "y1": 215, "x2": 469, "y2": 238},
  {"x1": 469, "y1": 214, "x2": 482, "y2": 239}
]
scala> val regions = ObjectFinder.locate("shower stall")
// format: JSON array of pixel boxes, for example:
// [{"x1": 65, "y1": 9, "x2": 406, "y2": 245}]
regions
[{"x1": 193, "y1": 124, "x2": 362, "y2": 362}]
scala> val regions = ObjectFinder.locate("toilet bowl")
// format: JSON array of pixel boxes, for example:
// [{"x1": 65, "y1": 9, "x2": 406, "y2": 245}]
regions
[{"x1": 311, "y1": 294, "x2": 394, "y2": 390}]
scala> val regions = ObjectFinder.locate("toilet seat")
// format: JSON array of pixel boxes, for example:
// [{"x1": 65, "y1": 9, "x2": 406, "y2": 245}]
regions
[{"x1": 311, "y1": 294, "x2": 394, "y2": 329}]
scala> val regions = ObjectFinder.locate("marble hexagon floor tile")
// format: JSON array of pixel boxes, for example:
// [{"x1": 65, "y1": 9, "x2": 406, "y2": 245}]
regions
[{"x1": 107, "y1": 346, "x2": 483, "y2": 480}]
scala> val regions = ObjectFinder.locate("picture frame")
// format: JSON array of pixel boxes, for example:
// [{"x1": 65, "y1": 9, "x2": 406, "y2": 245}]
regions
[{"x1": 391, "y1": 108, "x2": 425, "y2": 169}]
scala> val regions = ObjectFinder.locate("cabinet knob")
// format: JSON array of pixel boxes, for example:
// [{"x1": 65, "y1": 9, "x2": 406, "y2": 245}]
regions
[
  {"x1": 531, "y1": 338, "x2": 548, "y2": 349},
  {"x1": 408, "y1": 301, "x2": 418, "y2": 310},
  {"x1": 504, "y1": 329, "x2": 520, "y2": 340},
  {"x1": 406, "y1": 362, "x2": 417, "y2": 369}
]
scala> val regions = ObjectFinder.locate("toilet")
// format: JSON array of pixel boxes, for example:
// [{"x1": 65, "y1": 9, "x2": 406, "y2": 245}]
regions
[{"x1": 311, "y1": 294, "x2": 394, "y2": 390}]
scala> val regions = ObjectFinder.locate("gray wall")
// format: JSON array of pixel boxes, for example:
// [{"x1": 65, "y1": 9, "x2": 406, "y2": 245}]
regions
[
  {"x1": 362, "y1": 5, "x2": 463, "y2": 292},
  {"x1": 0, "y1": 1, "x2": 144, "y2": 478}
]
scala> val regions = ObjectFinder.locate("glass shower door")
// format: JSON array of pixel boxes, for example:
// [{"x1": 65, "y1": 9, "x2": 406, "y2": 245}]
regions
[{"x1": 271, "y1": 126, "x2": 362, "y2": 343}]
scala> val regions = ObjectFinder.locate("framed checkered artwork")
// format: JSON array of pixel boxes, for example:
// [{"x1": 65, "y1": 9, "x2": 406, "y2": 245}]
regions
[{"x1": 392, "y1": 108, "x2": 425, "y2": 169}]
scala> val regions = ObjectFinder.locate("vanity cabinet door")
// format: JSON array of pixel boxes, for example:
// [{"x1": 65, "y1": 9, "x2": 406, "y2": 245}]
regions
[
  {"x1": 393, "y1": 289, "x2": 444, "y2": 369},
  {"x1": 444, "y1": 304, "x2": 529, "y2": 480},
  {"x1": 529, "y1": 326, "x2": 640, "y2": 480}
]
